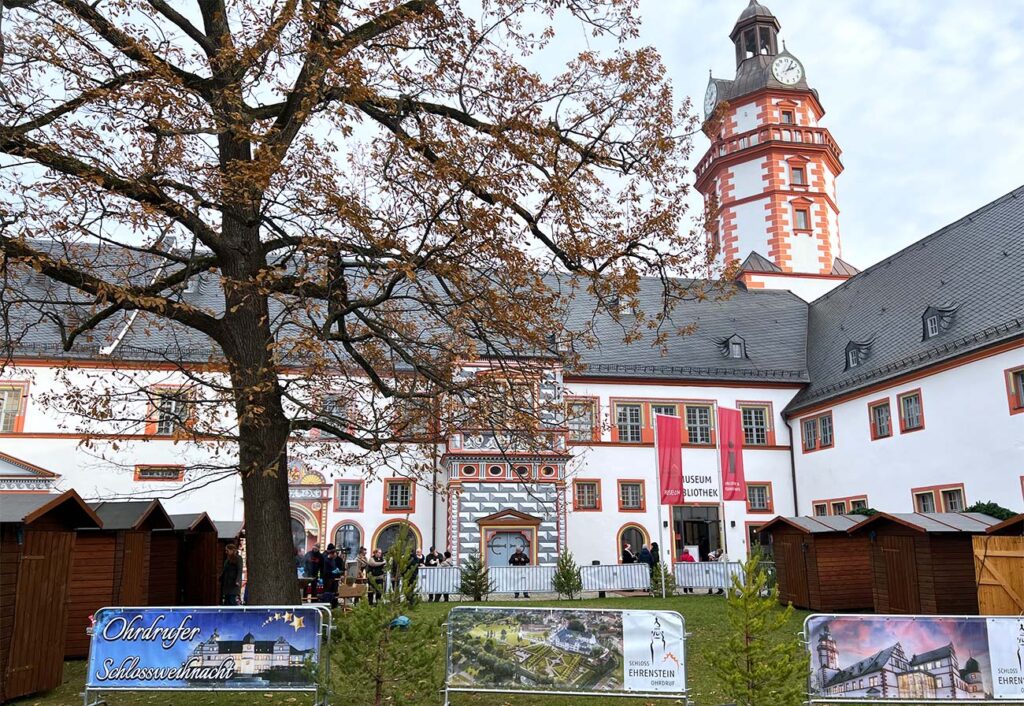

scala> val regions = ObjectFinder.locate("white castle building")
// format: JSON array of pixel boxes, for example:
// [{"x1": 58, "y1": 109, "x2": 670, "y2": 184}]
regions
[{"x1": 1, "y1": 2, "x2": 1022, "y2": 567}]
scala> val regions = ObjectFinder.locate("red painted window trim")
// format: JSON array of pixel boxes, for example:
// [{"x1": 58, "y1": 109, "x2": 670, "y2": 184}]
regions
[
  {"x1": 328, "y1": 519, "x2": 365, "y2": 549},
  {"x1": 910, "y1": 482, "x2": 966, "y2": 513},
  {"x1": 867, "y1": 398, "x2": 892, "y2": 440},
  {"x1": 145, "y1": 384, "x2": 195, "y2": 436},
  {"x1": 609, "y1": 397, "x2": 717, "y2": 447},
  {"x1": 745, "y1": 481, "x2": 774, "y2": 514},
  {"x1": 1005, "y1": 366, "x2": 1024, "y2": 415},
  {"x1": 897, "y1": 388, "x2": 925, "y2": 433},
  {"x1": 745, "y1": 521, "x2": 767, "y2": 557},
  {"x1": 793, "y1": 206, "x2": 811, "y2": 232},
  {"x1": 615, "y1": 523, "x2": 650, "y2": 564},
  {"x1": 0, "y1": 380, "x2": 30, "y2": 433},
  {"x1": 801, "y1": 411, "x2": 834, "y2": 453},
  {"x1": 809, "y1": 495, "x2": 868, "y2": 516},
  {"x1": 572, "y1": 478, "x2": 602, "y2": 512},
  {"x1": 370, "y1": 519, "x2": 422, "y2": 553},
  {"x1": 736, "y1": 400, "x2": 776, "y2": 446},
  {"x1": 382, "y1": 478, "x2": 416, "y2": 514},
  {"x1": 333, "y1": 479, "x2": 366, "y2": 512},
  {"x1": 616, "y1": 479, "x2": 647, "y2": 513},
  {"x1": 133, "y1": 464, "x2": 185, "y2": 482}
]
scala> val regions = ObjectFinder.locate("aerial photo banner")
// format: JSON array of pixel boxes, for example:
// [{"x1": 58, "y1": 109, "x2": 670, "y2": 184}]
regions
[
  {"x1": 806, "y1": 614, "x2": 1024, "y2": 702},
  {"x1": 86, "y1": 607, "x2": 323, "y2": 691},
  {"x1": 446, "y1": 606, "x2": 686, "y2": 699}
]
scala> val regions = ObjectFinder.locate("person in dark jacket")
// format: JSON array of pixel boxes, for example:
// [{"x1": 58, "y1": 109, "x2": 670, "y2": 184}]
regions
[
  {"x1": 424, "y1": 546, "x2": 441, "y2": 602},
  {"x1": 323, "y1": 544, "x2": 341, "y2": 594},
  {"x1": 637, "y1": 544, "x2": 654, "y2": 567},
  {"x1": 509, "y1": 546, "x2": 531, "y2": 598},
  {"x1": 303, "y1": 544, "x2": 323, "y2": 581},
  {"x1": 621, "y1": 543, "x2": 636, "y2": 564},
  {"x1": 364, "y1": 548, "x2": 387, "y2": 605},
  {"x1": 650, "y1": 542, "x2": 661, "y2": 567},
  {"x1": 405, "y1": 549, "x2": 425, "y2": 604},
  {"x1": 219, "y1": 543, "x2": 243, "y2": 605}
]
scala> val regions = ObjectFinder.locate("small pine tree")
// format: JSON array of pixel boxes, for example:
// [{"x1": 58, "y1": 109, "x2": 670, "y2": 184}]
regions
[
  {"x1": 552, "y1": 550, "x2": 584, "y2": 599},
  {"x1": 458, "y1": 552, "x2": 494, "y2": 601},
  {"x1": 330, "y1": 525, "x2": 441, "y2": 706},
  {"x1": 649, "y1": 563, "x2": 676, "y2": 597},
  {"x1": 965, "y1": 501, "x2": 1015, "y2": 521},
  {"x1": 710, "y1": 553, "x2": 808, "y2": 706}
]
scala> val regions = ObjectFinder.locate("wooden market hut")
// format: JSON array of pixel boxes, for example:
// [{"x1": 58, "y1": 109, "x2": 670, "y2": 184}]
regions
[
  {"x1": 64, "y1": 500, "x2": 173, "y2": 658},
  {"x1": 848, "y1": 511, "x2": 1000, "y2": 615},
  {"x1": 0, "y1": 491, "x2": 101, "y2": 702},
  {"x1": 157, "y1": 513, "x2": 220, "y2": 606},
  {"x1": 974, "y1": 513, "x2": 1024, "y2": 615},
  {"x1": 760, "y1": 514, "x2": 873, "y2": 611}
]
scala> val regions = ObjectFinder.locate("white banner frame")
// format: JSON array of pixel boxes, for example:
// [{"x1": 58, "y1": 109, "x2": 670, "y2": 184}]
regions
[
  {"x1": 804, "y1": 613, "x2": 1024, "y2": 704},
  {"x1": 443, "y1": 606, "x2": 688, "y2": 705}
]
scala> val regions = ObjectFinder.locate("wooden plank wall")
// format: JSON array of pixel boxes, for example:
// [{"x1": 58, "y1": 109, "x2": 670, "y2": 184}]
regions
[
  {"x1": 116, "y1": 531, "x2": 151, "y2": 605},
  {"x1": 975, "y1": 535, "x2": 1024, "y2": 615},
  {"x1": 812, "y1": 536, "x2": 873, "y2": 611},
  {"x1": 0, "y1": 525, "x2": 21, "y2": 703},
  {"x1": 3, "y1": 530, "x2": 75, "y2": 701},
  {"x1": 772, "y1": 533, "x2": 810, "y2": 608},
  {"x1": 931, "y1": 535, "x2": 980, "y2": 614},
  {"x1": 148, "y1": 532, "x2": 180, "y2": 605},
  {"x1": 65, "y1": 534, "x2": 115, "y2": 658},
  {"x1": 182, "y1": 531, "x2": 219, "y2": 605}
]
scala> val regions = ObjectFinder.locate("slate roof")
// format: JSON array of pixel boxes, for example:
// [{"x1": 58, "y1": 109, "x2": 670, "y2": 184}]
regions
[
  {"x1": 824, "y1": 645, "x2": 899, "y2": 688},
  {"x1": 760, "y1": 514, "x2": 860, "y2": 534},
  {"x1": 910, "y1": 644, "x2": 954, "y2": 667},
  {"x1": 710, "y1": 49, "x2": 815, "y2": 109},
  {"x1": 787, "y1": 185, "x2": 1024, "y2": 414},
  {"x1": 740, "y1": 251, "x2": 782, "y2": 273}
]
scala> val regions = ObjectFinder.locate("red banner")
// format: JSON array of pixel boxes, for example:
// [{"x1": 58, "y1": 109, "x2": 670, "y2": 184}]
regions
[
  {"x1": 655, "y1": 414, "x2": 684, "y2": 505},
  {"x1": 718, "y1": 407, "x2": 746, "y2": 501}
]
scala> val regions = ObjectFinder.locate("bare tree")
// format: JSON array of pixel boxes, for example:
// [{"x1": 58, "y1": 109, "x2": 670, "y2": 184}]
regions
[{"x1": 0, "y1": 0, "x2": 707, "y2": 602}]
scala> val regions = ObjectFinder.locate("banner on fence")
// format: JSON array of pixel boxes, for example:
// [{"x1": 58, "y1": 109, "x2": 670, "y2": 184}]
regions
[
  {"x1": 86, "y1": 607, "x2": 323, "y2": 691},
  {"x1": 446, "y1": 606, "x2": 685, "y2": 699},
  {"x1": 805, "y1": 614, "x2": 1024, "y2": 702}
]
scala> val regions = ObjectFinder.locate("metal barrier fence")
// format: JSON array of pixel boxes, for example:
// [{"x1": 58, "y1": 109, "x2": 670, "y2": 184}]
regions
[
  {"x1": 673, "y1": 561, "x2": 743, "y2": 590},
  {"x1": 415, "y1": 561, "x2": 742, "y2": 595}
]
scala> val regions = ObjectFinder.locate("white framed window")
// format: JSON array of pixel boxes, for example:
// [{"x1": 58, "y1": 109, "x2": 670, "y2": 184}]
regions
[
  {"x1": 618, "y1": 482, "x2": 644, "y2": 511},
  {"x1": 567, "y1": 400, "x2": 596, "y2": 442},
  {"x1": 847, "y1": 349, "x2": 860, "y2": 368},
  {"x1": 729, "y1": 340, "x2": 745, "y2": 358},
  {"x1": 802, "y1": 418, "x2": 817, "y2": 451},
  {"x1": 850, "y1": 498, "x2": 868, "y2": 511},
  {"x1": 616, "y1": 404, "x2": 643, "y2": 443},
  {"x1": 831, "y1": 501, "x2": 847, "y2": 515},
  {"x1": 870, "y1": 401, "x2": 892, "y2": 439},
  {"x1": 747, "y1": 484, "x2": 770, "y2": 511},
  {"x1": 685, "y1": 405, "x2": 713, "y2": 445},
  {"x1": 819, "y1": 414, "x2": 834, "y2": 447},
  {"x1": 899, "y1": 391, "x2": 924, "y2": 431},
  {"x1": 925, "y1": 315, "x2": 940, "y2": 339},
  {"x1": 651, "y1": 403, "x2": 677, "y2": 418},
  {"x1": 575, "y1": 481, "x2": 600, "y2": 510},
  {"x1": 335, "y1": 482, "x2": 362, "y2": 511},
  {"x1": 941, "y1": 488, "x2": 964, "y2": 512},
  {"x1": 740, "y1": 405, "x2": 769, "y2": 446},
  {"x1": 813, "y1": 503, "x2": 827, "y2": 517},
  {"x1": 914, "y1": 491, "x2": 936, "y2": 513},
  {"x1": 154, "y1": 394, "x2": 190, "y2": 435},
  {"x1": 386, "y1": 481, "x2": 412, "y2": 510},
  {"x1": 0, "y1": 384, "x2": 25, "y2": 433}
]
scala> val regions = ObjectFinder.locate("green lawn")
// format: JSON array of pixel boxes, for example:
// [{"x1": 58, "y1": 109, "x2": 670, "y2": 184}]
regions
[{"x1": 17, "y1": 595, "x2": 810, "y2": 706}]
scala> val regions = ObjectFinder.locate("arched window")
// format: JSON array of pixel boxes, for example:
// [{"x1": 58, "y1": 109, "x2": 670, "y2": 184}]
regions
[
  {"x1": 290, "y1": 518, "x2": 306, "y2": 555},
  {"x1": 333, "y1": 523, "x2": 361, "y2": 557},
  {"x1": 617, "y1": 524, "x2": 650, "y2": 562},
  {"x1": 374, "y1": 521, "x2": 422, "y2": 556}
]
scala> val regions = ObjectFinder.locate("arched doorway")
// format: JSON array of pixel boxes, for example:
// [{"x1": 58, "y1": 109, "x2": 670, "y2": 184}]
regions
[
  {"x1": 291, "y1": 517, "x2": 306, "y2": 556},
  {"x1": 372, "y1": 521, "x2": 422, "y2": 556},
  {"x1": 618, "y1": 523, "x2": 649, "y2": 562},
  {"x1": 332, "y1": 522, "x2": 362, "y2": 557}
]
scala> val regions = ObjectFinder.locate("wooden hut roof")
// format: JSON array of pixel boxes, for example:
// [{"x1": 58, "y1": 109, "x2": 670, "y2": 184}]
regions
[
  {"x1": 849, "y1": 511, "x2": 999, "y2": 534},
  {"x1": 986, "y1": 514, "x2": 1024, "y2": 536},
  {"x1": 760, "y1": 514, "x2": 861, "y2": 534},
  {"x1": 87, "y1": 500, "x2": 174, "y2": 531},
  {"x1": 215, "y1": 520, "x2": 243, "y2": 540},
  {"x1": 168, "y1": 512, "x2": 217, "y2": 533},
  {"x1": 0, "y1": 489, "x2": 101, "y2": 528}
]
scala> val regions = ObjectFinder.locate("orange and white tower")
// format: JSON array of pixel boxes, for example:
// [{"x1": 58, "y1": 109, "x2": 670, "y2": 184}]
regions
[{"x1": 695, "y1": 1, "x2": 858, "y2": 301}]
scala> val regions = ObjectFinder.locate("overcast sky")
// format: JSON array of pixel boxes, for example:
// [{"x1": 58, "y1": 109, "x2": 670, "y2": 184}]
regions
[{"x1": 624, "y1": 0, "x2": 1024, "y2": 269}]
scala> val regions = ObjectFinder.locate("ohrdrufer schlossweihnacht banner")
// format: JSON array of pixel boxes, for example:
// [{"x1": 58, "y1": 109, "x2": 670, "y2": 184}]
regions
[
  {"x1": 86, "y1": 607, "x2": 322, "y2": 690},
  {"x1": 446, "y1": 606, "x2": 685, "y2": 699},
  {"x1": 806, "y1": 614, "x2": 1024, "y2": 701}
]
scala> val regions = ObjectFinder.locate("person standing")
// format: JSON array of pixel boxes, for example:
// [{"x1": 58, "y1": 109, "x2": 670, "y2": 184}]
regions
[
  {"x1": 424, "y1": 546, "x2": 441, "y2": 602},
  {"x1": 678, "y1": 547, "x2": 696, "y2": 594},
  {"x1": 323, "y1": 544, "x2": 341, "y2": 594},
  {"x1": 303, "y1": 543, "x2": 323, "y2": 581},
  {"x1": 509, "y1": 545, "x2": 531, "y2": 598},
  {"x1": 405, "y1": 548, "x2": 425, "y2": 604},
  {"x1": 364, "y1": 548, "x2": 387, "y2": 606},
  {"x1": 219, "y1": 543, "x2": 243, "y2": 606},
  {"x1": 440, "y1": 550, "x2": 454, "y2": 602},
  {"x1": 621, "y1": 543, "x2": 636, "y2": 564}
]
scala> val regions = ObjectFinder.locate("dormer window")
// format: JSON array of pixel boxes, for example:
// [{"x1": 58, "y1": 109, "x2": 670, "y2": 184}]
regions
[
  {"x1": 844, "y1": 339, "x2": 874, "y2": 371},
  {"x1": 921, "y1": 304, "x2": 959, "y2": 341},
  {"x1": 719, "y1": 334, "x2": 747, "y2": 360}
]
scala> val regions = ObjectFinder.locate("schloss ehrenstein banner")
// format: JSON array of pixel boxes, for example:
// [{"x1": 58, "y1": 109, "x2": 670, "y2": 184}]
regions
[
  {"x1": 447, "y1": 606, "x2": 686, "y2": 696},
  {"x1": 86, "y1": 607, "x2": 322, "y2": 690}
]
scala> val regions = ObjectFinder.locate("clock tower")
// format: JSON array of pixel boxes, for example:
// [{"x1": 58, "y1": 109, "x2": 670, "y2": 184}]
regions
[{"x1": 695, "y1": 1, "x2": 858, "y2": 300}]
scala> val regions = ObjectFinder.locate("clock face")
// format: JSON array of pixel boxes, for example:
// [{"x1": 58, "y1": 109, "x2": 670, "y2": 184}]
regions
[
  {"x1": 772, "y1": 56, "x2": 803, "y2": 85},
  {"x1": 704, "y1": 82, "x2": 718, "y2": 117}
]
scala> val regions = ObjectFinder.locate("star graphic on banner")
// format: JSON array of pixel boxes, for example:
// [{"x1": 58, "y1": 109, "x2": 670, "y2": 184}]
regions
[
  {"x1": 283, "y1": 612, "x2": 292, "y2": 622},
  {"x1": 291, "y1": 615, "x2": 305, "y2": 631}
]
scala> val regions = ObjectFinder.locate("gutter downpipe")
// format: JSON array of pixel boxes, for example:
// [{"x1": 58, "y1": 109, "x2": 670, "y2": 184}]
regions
[{"x1": 784, "y1": 417, "x2": 800, "y2": 514}]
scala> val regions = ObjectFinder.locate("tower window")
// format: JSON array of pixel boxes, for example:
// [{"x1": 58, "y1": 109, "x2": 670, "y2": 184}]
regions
[
  {"x1": 743, "y1": 29, "x2": 757, "y2": 59},
  {"x1": 791, "y1": 166, "x2": 806, "y2": 185},
  {"x1": 781, "y1": 110, "x2": 794, "y2": 125},
  {"x1": 794, "y1": 208, "x2": 810, "y2": 230},
  {"x1": 758, "y1": 26, "x2": 774, "y2": 55}
]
